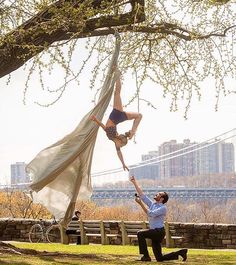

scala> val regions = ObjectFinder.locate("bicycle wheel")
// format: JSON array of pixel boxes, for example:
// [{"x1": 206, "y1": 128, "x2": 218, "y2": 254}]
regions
[
  {"x1": 46, "y1": 224, "x2": 61, "y2": 243},
  {"x1": 29, "y1": 224, "x2": 44, "y2": 243}
]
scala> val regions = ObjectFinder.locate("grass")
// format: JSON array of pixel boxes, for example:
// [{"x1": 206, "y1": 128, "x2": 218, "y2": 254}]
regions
[{"x1": 0, "y1": 242, "x2": 235, "y2": 265}]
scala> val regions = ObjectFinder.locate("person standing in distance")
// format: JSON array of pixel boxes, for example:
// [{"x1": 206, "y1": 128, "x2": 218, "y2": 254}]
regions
[{"x1": 130, "y1": 175, "x2": 188, "y2": 262}]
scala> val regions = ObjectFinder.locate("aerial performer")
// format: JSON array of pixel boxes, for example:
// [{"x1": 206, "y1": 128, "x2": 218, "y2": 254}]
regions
[
  {"x1": 90, "y1": 69, "x2": 142, "y2": 171},
  {"x1": 26, "y1": 33, "x2": 121, "y2": 227}
]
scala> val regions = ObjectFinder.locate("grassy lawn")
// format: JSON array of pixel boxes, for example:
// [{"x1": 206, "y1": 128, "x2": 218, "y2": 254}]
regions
[{"x1": 0, "y1": 242, "x2": 235, "y2": 265}]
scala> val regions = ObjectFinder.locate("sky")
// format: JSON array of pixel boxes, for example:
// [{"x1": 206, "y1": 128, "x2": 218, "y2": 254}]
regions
[{"x1": 0, "y1": 42, "x2": 236, "y2": 186}]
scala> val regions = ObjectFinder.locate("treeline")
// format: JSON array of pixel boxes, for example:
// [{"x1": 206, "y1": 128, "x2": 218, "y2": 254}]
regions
[
  {"x1": 75, "y1": 199, "x2": 236, "y2": 224},
  {"x1": 0, "y1": 190, "x2": 235, "y2": 224},
  {"x1": 0, "y1": 190, "x2": 50, "y2": 219}
]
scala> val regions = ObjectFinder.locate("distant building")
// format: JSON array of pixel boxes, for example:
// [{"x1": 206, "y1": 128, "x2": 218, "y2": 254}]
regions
[
  {"x1": 129, "y1": 151, "x2": 160, "y2": 180},
  {"x1": 130, "y1": 139, "x2": 235, "y2": 180},
  {"x1": 198, "y1": 141, "x2": 235, "y2": 175},
  {"x1": 158, "y1": 139, "x2": 199, "y2": 178},
  {"x1": 10, "y1": 162, "x2": 29, "y2": 184},
  {"x1": 221, "y1": 142, "x2": 235, "y2": 172}
]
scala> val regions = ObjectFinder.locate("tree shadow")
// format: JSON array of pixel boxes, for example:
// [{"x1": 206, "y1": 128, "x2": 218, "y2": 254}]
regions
[
  {"x1": 0, "y1": 260, "x2": 31, "y2": 265},
  {"x1": 36, "y1": 253, "x2": 140, "y2": 264}
]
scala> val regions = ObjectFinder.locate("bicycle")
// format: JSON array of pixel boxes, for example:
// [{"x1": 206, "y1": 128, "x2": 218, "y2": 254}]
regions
[{"x1": 29, "y1": 217, "x2": 61, "y2": 243}]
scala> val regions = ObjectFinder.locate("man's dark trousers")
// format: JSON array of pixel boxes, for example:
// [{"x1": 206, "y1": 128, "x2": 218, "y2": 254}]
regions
[{"x1": 137, "y1": 228, "x2": 179, "y2": 261}]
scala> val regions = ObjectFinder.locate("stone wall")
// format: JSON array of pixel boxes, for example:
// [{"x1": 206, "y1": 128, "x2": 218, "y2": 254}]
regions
[
  {"x1": 0, "y1": 218, "x2": 236, "y2": 249},
  {"x1": 169, "y1": 222, "x2": 236, "y2": 249},
  {"x1": 0, "y1": 218, "x2": 52, "y2": 242}
]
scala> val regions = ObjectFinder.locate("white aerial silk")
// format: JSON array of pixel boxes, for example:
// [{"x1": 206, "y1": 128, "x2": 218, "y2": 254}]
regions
[{"x1": 26, "y1": 34, "x2": 121, "y2": 227}]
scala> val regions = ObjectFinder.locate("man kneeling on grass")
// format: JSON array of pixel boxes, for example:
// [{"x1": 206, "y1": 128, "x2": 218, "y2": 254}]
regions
[{"x1": 130, "y1": 175, "x2": 188, "y2": 262}]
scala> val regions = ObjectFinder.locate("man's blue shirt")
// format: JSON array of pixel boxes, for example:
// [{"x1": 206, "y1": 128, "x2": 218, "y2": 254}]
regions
[{"x1": 140, "y1": 194, "x2": 167, "y2": 229}]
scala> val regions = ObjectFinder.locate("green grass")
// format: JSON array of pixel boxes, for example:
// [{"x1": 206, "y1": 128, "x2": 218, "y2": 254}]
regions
[{"x1": 0, "y1": 242, "x2": 235, "y2": 265}]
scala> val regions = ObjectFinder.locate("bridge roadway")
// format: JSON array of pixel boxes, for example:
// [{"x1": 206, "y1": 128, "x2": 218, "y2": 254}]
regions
[
  {"x1": 91, "y1": 188, "x2": 236, "y2": 200},
  {"x1": 1, "y1": 185, "x2": 236, "y2": 199}
]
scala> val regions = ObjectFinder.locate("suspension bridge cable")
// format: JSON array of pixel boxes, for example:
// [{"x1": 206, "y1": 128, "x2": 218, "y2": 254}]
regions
[{"x1": 91, "y1": 128, "x2": 236, "y2": 177}]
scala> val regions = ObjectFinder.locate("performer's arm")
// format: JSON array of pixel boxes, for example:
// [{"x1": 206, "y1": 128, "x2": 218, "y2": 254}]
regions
[
  {"x1": 90, "y1": 115, "x2": 106, "y2": 130},
  {"x1": 116, "y1": 148, "x2": 129, "y2": 171}
]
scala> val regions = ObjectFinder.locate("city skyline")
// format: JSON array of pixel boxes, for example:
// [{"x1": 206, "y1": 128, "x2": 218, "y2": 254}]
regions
[
  {"x1": 130, "y1": 136, "x2": 235, "y2": 180},
  {"x1": 6, "y1": 131, "x2": 236, "y2": 186}
]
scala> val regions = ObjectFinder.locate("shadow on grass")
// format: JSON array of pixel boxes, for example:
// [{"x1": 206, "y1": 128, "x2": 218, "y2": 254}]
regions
[
  {"x1": 36, "y1": 254, "x2": 190, "y2": 265},
  {"x1": 36, "y1": 253, "x2": 146, "y2": 265},
  {"x1": 2, "y1": 253, "x2": 236, "y2": 265},
  {"x1": 0, "y1": 260, "x2": 31, "y2": 265}
]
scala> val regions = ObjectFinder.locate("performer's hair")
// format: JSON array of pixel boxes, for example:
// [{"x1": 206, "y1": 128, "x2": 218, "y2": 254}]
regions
[{"x1": 118, "y1": 134, "x2": 128, "y2": 147}]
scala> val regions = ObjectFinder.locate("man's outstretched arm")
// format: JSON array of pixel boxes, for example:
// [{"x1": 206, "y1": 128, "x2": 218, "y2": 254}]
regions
[{"x1": 129, "y1": 175, "x2": 144, "y2": 196}]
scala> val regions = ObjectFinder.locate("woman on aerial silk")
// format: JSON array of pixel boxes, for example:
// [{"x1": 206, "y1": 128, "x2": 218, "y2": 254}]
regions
[
  {"x1": 90, "y1": 69, "x2": 142, "y2": 171},
  {"x1": 27, "y1": 33, "x2": 122, "y2": 227}
]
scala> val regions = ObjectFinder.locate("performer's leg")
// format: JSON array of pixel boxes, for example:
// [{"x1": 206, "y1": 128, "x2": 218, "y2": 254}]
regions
[
  {"x1": 113, "y1": 74, "x2": 123, "y2": 111},
  {"x1": 126, "y1": 112, "x2": 142, "y2": 139}
]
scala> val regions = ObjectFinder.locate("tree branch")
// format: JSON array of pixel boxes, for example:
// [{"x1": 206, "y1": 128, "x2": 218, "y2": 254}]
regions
[
  {"x1": 112, "y1": 24, "x2": 236, "y2": 41},
  {"x1": 0, "y1": 0, "x2": 145, "y2": 78},
  {"x1": 59, "y1": 23, "x2": 235, "y2": 41}
]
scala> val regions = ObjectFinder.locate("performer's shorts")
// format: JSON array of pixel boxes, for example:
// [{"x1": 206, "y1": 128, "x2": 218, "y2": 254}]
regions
[{"x1": 109, "y1": 108, "x2": 128, "y2": 125}]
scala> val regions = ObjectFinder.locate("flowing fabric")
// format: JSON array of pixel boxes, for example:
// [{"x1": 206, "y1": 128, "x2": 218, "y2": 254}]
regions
[{"x1": 26, "y1": 35, "x2": 121, "y2": 227}]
